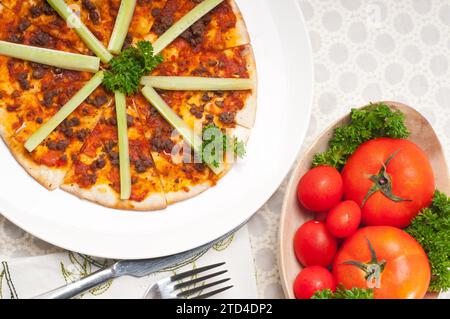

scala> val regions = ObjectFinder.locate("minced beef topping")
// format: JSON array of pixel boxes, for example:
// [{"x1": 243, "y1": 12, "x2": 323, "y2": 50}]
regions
[
  {"x1": 17, "y1": 73, "x2": 31, "y2": 90},
  {"x1": 219, "y1": 111, "x2": 235, "y2": 124},
  {"x1": 30, "y1": 30, "x2": 53, "y2": 47},
  {"x1": 180, "y1": 15, "x2": 211, "y2": 47},
  {"x1": 86, "y1": 95, "x2": 108, "y2": 107},
  {"x1": 134, "y1": 156, "x2": 153, "y2": 173},
  {"x1": 151, "y1": 136, "x2": 174, "y2": 153},
  {"x1": 47, "y1": 139, "x2": 69, "y2": 151}
]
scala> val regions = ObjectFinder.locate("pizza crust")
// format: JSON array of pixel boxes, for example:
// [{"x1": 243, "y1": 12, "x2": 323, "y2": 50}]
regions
[
  {"x1": 227, "y1": 0, "x2": 250, "y2": 48},
  {"x1": 164, "y1": 183, "x2": 211, "y2": 205},
  {"x1": 236, "y1": 45, "x2": 257, "y2": 129},
  {"x1": 61, "y1": 183, "x2": 167, "y2": 211},
  {"x1": 0, "y1": 136, "x2": 66, "y2": 190}
]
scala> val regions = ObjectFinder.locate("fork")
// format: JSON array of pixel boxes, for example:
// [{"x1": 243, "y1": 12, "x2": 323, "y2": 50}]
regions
[{"x1": 144, "y1": 262, "x2": 232, "y2": 299}]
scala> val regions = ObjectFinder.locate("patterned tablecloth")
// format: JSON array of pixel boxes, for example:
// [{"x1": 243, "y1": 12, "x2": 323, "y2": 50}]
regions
[{"x1": 1, "y1": 0, "x2": 450, "y2": 298}]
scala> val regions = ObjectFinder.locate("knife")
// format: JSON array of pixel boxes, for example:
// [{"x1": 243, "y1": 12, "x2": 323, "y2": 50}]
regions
[{"x1": 33, "y1": 224, "x2": 244, "y2": 299}]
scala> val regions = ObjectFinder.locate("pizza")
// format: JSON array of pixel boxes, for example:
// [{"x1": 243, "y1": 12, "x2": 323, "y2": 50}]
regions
[{"x1": 0, "y1": 0, "x2": 256, "y2": 210}]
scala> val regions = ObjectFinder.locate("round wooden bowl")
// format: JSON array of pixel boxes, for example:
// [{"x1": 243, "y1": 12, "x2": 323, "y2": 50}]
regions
[{"x1": 278, "y1": 101, "x2": 449, "y2": 299}]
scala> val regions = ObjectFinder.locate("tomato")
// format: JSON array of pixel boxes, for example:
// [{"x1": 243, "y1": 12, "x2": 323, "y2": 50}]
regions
[
  {"x1": 342, "y1": 138, "x2": 434, "y2": 228},
  {"x1": 326, "y1": 200, "x2": 361, "y2": 238},
  {"x1": 297, "y1": 166, "x2": 343, "y2": 212},
  {"x1": 332, "y1": 226, "x2": 430, "y2": 299},
  {"x1": 294, "y1": 220, "x2": 337, "y2": 267},
  {"x1": 294, "y1": 266, "x2": 336, "y2": 299}
]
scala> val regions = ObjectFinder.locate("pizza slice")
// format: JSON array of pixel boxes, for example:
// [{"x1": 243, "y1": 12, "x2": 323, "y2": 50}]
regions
[
  {"x1": 133, "y1": 92, "x2": 249, "y2": 204},
  {"x1": 61, "y1": 97, "x2": 167, "y2": 210},
  {"x1": 2, "y1": 83, "x2": 111, "y2": 189},
  {"x1": 150, "y1": 0, "x2": 249, "y2": 51},
  {"x1": 0, "y1": 0, "x2": 91, "y2": 54},
  {"x1": 151, "y1": 44, "x2": 257, "y2": 129}
]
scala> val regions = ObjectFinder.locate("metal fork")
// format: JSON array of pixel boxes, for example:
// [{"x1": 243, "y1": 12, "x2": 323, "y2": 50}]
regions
[{"x1": 144, "y1": 262, "x2": 232, "y2": 299}]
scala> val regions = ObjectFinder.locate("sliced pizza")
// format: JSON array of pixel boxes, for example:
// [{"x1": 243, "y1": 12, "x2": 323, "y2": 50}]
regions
[
  {"x1": 62, "y1": 97, "x2": 167, "y2": 210},
  {"x1": 0, "y1": 0, "x2": 256, "y2": 210}
]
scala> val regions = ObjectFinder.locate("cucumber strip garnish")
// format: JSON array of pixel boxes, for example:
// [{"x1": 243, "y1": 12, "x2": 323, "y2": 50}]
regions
[
  {"x1": 108, "y1": 0, "x2": 137, "y2": 54},
  {"x1": 140, "y1": 76, "x2": 254, "y2": 91},
  {"x1": 0, "y1": 41, "x2": 100, "y2": 73},
  {"x1": 114, "y1": 91, "x2": 131, "y2": 200},
  {"x1": 24, "y1": 71, "x2": 104, "y2": 152}
]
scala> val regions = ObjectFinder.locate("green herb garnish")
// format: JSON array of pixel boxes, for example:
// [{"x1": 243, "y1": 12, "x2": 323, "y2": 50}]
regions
[
  {"x1": 406, "y1": 190, "x2": 450, "y2": 292},
  {"x1": 103, "y1": 41, "x2": 163, "y2": 95},
  {"x1": 311, "y1": 286, "x2": 374, "y2": 299},
  {"x1": 312, "y1": 103, "x2": 409, "y2": 170},
  {"x1": 202, "y1": 124, "x2": 246, "y2": 168}
]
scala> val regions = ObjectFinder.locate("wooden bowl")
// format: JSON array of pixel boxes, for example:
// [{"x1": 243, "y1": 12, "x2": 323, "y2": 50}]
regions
[{"x1": 278, "y1": 101, "x2": 450, "y2": 299}]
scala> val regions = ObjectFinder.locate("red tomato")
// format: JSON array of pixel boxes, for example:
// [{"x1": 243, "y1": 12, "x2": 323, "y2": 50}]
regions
[
  {"x1": 294, "y1": 220, "x2": 337, "y2": 267},
  {"x1": 342, "y1": 138, "x2": 434, "y2": 228},
  {"x1": 294, "y1": 266, "x2": 336, "y2": 299},
  {"x1": 326, "y1": 200, "x2": 361, "y2": 238},
  {"x1": 332, "y1": 226, "x2": 430, "y2": 299},
  {"x1": 297, "y1": 166, "x2": 343, "y2": 212}
]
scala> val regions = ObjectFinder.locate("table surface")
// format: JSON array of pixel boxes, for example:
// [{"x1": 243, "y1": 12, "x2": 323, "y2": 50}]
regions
[{"x1": 1, "y1": 0, "x2": 450, "y2": 298}]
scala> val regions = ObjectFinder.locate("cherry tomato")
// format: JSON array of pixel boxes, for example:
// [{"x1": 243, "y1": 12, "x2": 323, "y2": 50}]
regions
[
  {"x1": 294, "y1": 266, "x2": 336, "y2": 299},
  {"x1": 326, "y1": 200, "x2": 361, "y2": 238},
  {"x1": 294, "y1": 220, "x2": 337, "y2": 267},
  {"x1": 297, "y1": 166, "x2": 343, "y2": 212}
]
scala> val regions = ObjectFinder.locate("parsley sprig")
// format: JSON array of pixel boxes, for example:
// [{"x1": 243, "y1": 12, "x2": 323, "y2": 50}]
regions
[
  {"x1": 202, "y1": 124, "x2": 246, "y2": 168},
  {"x1": 406, "y1": 191, "x2": 450, "y2": 292},
  {"x1": 312, "y1": 286, "x2": 374, "y2": 299},
  {"x1": 312, "y1": 103, "x2": 409, "y2": 170},
  {"x1": 103, "y1": 41, "x2": 163, "y2": 95}
]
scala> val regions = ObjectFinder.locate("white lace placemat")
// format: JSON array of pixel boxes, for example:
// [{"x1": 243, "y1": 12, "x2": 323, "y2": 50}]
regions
[{"x1": 0, "y1": 227, "x2": 257, "y2": 299}]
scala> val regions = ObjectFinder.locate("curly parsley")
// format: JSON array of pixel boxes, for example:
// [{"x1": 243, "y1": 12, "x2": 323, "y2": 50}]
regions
[
  {"x1": 406, "y1": 191, "x2": 450, "y2": 292},
  {"x1": 103, "y1": 41, "x2": 163, "y2": 95},
  {"x1": 202, "y1": 124, "x2": 246, "y2": 168},
  {"x1": 312, "y1": 103, "x2": 409, "y2": 170},
  {"x1": 312, "y1": 286, "x2": 374, "y2": 299}
]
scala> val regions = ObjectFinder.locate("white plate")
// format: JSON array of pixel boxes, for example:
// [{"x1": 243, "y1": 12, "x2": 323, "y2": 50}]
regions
[{"x1": 0, "y1": 0, "x2": 314, "y2": 259}]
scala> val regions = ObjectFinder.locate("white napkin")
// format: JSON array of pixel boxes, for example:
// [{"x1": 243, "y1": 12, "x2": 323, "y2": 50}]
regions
[{"x1": 0, "y1": 226, "x2": 257, "y2": 299}]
